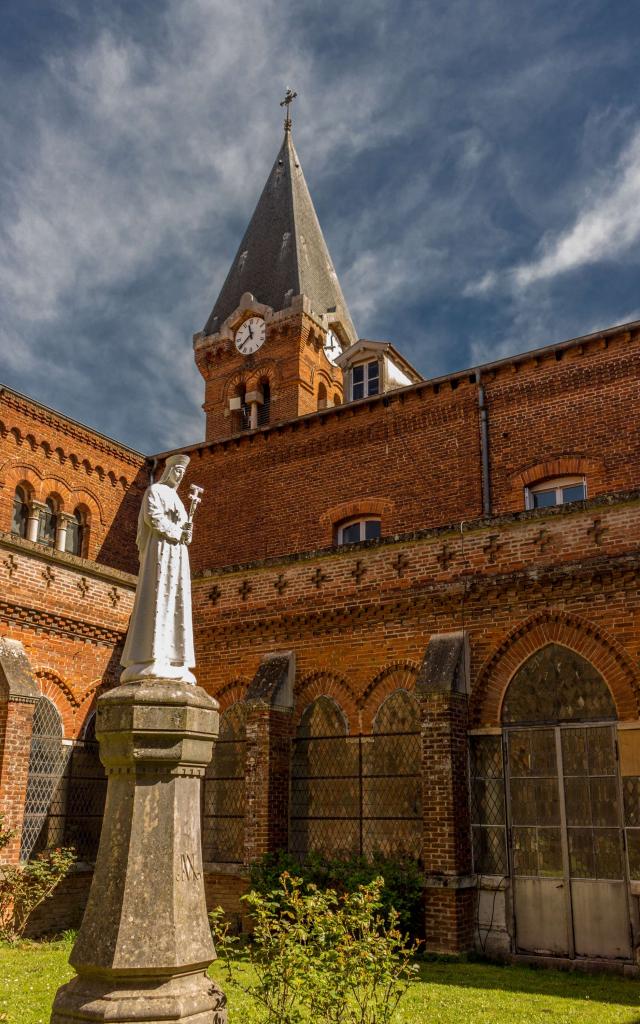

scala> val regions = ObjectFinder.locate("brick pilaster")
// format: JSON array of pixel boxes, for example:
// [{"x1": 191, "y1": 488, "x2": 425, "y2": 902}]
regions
[
  {"x1": 0, "y1": 639, "x2": 40, "y2": 863},
  {"x1": 417, "y1": 632, "x2": 474, "y2": 953},
  {"x1": 243, "y1": 652, "x2": 295, "y2": 864}
]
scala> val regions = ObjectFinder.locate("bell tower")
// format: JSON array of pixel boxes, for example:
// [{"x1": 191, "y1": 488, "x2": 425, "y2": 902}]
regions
[{"x1": 194, "y1": 92, "x2": 357, "y2": 442}]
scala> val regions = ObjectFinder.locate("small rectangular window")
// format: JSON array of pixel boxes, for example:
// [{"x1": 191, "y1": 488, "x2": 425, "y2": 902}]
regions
[{"x1": 367, "y1": 361, "x2": 380, "y2": 396}]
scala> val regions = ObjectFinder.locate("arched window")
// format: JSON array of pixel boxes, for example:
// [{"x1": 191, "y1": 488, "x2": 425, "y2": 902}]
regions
[
  {"x1": 333, "y1": 393, "x2": 342, "y2": 407},
  {"x1": 317, "y1": 383, "x2": 327, "y2": 410},
  {"x1": 66, "y1": 507, "x2": 86, "y2": 556},
  {"x1": 202, "y1": 703, "x2": 247, "y2": 864},
  {"x1": 257, "y1": 379, "x2": 271, "y2": 427},
  {"x1": 337, "y1": 517, "x2": 381, "y2": 545},
  {"x1": 502, "y1": 644, "x2": 616, "y2": 725},
  {"x1": 38, "y1": 497, "x2": 58, "y2": 548},
  {"x1": 20, "y1": 697, "x2": 69, "y2": 860},
  {"x1": 11, "y1": 486, "x2": 29, "y2": 538},
  {"x1": 525, "y1": 476, "x2": 586, "y2": 510}
]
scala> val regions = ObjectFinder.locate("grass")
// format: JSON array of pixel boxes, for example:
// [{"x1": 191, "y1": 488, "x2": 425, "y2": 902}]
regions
[{"x1": 1, "y1": 936, "x2": 640, "y2": 1024}]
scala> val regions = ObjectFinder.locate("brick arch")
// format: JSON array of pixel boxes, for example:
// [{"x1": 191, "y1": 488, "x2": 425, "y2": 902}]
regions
[
  {"x1": 245, "y1": 360, "x2": 280, "y2": 393},
  {"x1": 359, "y1": 661, "x2": 420, "y2": 732},
  {"x1": 319, "y1": 497, "x2": 395, "y2": 543},
  {"x1": 34, "y1": 670, "x2": 78, "y2": 737},
  {"x1": 512, "y1": 454, "x2": 604, "y2": 492},
  {"x1": 213, "y1": 676, "x2": 250, "y2": 712},
  {"x1": 471, "y1": 610, "x2": 640, "y2": 726},
  {"x1": 0, "y1": 461, "x2": 44, "y2": 493},
  {"x1": 294, "y1": 670, "x2": 359, "y2": 731}
]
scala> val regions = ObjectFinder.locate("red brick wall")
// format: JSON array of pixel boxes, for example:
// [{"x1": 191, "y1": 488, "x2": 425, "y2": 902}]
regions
[{"x1": 0, "y1": 387, "x2": 146, "y2": 573}]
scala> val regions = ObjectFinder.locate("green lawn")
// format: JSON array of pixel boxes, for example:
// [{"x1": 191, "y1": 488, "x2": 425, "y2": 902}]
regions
[{"x1": 2, "y1": 937, "x2": 639, "y2": 1024}]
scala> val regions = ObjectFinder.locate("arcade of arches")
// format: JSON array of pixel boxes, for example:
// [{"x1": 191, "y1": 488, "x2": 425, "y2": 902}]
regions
[{"x1": 7, "y1": 625, "x2": 640, "y2": 964}]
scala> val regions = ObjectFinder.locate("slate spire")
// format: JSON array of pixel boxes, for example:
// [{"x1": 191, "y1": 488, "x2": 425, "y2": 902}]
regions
[{"x1": 203, "y1": 127, "x2": 356, "y2": 345}]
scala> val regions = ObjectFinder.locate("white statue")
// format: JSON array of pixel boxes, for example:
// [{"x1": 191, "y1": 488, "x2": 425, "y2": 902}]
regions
[{"x1": 121, "y1": 454, "x2": 202, "y2": 685}]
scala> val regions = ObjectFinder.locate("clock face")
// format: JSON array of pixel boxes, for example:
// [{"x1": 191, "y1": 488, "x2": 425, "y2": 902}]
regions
[
  {"x1": 324, "y1": 330, "x2": 343, "y2": 366},
  {"x1": 235, "y1": 317, "x2": 266, "y2": 355}
]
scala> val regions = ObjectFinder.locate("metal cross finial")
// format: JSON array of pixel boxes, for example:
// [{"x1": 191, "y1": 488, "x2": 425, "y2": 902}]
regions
[{"x1": 280, "y1": 87, "x2": 298, "y2": 132}]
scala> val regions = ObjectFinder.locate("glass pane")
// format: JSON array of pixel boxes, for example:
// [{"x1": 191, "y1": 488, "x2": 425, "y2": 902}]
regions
[
  {"x1": 538, "y1": 828, "x2": 564, "y2": 877},
  {"x1": 367, "y1": 361, "x2": 379, "y2": 383},
  {"x1": 472, "y1": 778, "x2": 505, "y2": 826},
  {"x1": 12, "y1": 495, "x2": 28, "y2": 537},
  {"x1": 623, "y1": 778, "x2": 640, "y2": 827},
  {"x1": 533, "y1": 489, "x2": 557, "y2": 508},
  {"x1": 587, "y1": 727, "x2": 616, "y2": 776},
  {"x1": 568, "y1": 828, "x2": 595, "y2": 878},
  {"x1": 341, "y1": 523, "x2": 361, "y2": 544},
  {"x1": 626, "y1": 829, "x2": 640, "y2": 880},
  {"x1": 365, "y1": 520, "x2": 381, "y2": 541},
  {"x1": 512, "y1": 826, "x2": 538, "y2": 876},
  {"x1": 473, "y1": 826, "x2": 507, "y2": 875},
  {"x1": 589, "y1": 777, "x2": 619, "y2": 827},
  {"x1": 594, "y1": 829, "x2": 623, "y2": 879},
  {"x1": 352, "y1": 365, "x2": 364, "y2": 384},
  {"x1": 564, "y1": 776, "x2": 590, "y2": 826},
  {"x1": 561, "y1": 483, "x2": 585, "y2": 503},
  {"x1": 561, "y1": 729, "x2": 588, "y2": 776},
  {"x1": 470, "y1": 736, "x2": 503, "y2": 780},
  {"x1": 352, "y1": 382, "x2": 364, "y2": 400},
  {"x1": 39, "y1": 511, "x2": 57, "y2": 547}
]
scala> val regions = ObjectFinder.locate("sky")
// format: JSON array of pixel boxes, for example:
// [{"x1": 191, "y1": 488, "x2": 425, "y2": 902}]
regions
[{"x1": 2, "y1": 0, "x2": 640, "y2": 454}]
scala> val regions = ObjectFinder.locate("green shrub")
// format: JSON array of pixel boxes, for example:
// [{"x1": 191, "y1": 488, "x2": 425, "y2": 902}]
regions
[
  {"x1": 0, "y1": 814, "x2": 76, "y2": 942},
  {"x1": 249, "y1": 850, "x2": 424, "y2": 939},
  {"x1": 211, "y1": 871, "x2": 420, "y2": 1024}
]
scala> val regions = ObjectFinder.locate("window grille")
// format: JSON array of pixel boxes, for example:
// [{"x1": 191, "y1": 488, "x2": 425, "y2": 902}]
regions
[
  {"x1": 470, "y1": 735, "x2": 507, "y2": 875},
  {"x1": 502, "y1": 644, "x2": 616, "y2": 725},
  {"x1": 289, "y1": 692, "x2": 422, "y2": 861},
  {"x1": 202, "y1": 703, "x2": 247, "y2": 863},
  {"x1": 62, "y1": 716, "x2": 106, "y2": 862},
  {"x1": 12, "y1": 486, "x2": 29, "y2": 538},
  {"x1": 20, "y1": 698, "x2": 69, "y2": 861}
]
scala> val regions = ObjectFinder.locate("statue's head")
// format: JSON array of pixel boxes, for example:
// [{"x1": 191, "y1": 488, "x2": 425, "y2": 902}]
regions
[{"x1": 160, "y1": 453, "x2": 190, "y2": 489}]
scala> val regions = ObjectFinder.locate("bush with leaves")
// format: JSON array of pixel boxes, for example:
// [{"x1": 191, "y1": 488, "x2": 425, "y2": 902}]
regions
[
  {"x1": 210, "y1": 871, "x2": 420, "y2": 1024},
  {"x1": 249, "y1": 850, "x2": 424, "y2": 939},
  {"x1": 0, "y1": 814, "x2": 76, "y2": 941}
]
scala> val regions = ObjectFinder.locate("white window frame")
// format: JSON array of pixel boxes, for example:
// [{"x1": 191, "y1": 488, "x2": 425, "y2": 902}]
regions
[
  {"x1": 525, "y1": 475, "x2": 587, "y2": 511},
  {"x1": 350, "y1": 360, "x2": 380, "y2": 401},
  {"x1": 336, "y1": 517, "x2": 381, "y2": 545}
]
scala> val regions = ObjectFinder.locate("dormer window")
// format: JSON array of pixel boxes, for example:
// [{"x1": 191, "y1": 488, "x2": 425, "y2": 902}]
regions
[
  {"x1": 337, "y1": 518, "x2": 381, "y2": 545},
  {"x1": 352, "y1": 360, "x2": 379, "y2": 401},
  {"x1": 526, "y1": 476, "x2": 586, "y2": 510}
]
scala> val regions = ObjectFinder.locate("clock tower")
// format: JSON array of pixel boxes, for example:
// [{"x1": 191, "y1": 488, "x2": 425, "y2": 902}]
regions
[{"x1": 194, "y1": 97, "x2": 357, "y2": 442}]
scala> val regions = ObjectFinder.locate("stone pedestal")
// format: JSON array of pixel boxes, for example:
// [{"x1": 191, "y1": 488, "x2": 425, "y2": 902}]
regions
[{"x1": 51, "y1": 680, "x2": 227, "y2": 1023}]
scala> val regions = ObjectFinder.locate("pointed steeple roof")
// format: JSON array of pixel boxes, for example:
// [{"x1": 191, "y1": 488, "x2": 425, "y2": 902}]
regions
[{"x1": 204, "y1": 130, "x2": 356, "y2": 344}]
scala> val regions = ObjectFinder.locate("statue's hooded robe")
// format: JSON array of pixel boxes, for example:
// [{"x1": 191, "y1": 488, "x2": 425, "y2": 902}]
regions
[{"x1": 121, "y1": 480, "x2": 195, "y2": 682}]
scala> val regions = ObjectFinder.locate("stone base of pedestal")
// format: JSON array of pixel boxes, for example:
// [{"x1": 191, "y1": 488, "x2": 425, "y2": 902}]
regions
[
  {"x1": 50, "y1": 679, "x2": 227, "y2": 1024},
  {"x1": 51, "y1": 969, "x2": 226, "y2": 1023}
]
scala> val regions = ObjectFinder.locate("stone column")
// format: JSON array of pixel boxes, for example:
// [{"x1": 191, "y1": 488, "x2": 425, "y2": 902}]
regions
[
  {"x1": 416, "y1": 632, "x2": 475, "y2": 954},
  {"x1": 51, "y1": 679, "x2": 227, "y2": 1024},
  {"x1": 0, "y1": 640, "x2": 40, "y2": 863},
  {"x1": 56, "y1": 513, "x2": 73, "y2": 552},
  {"x1": 27, "y1": 500, "x2": 46, "y2": 543},
  {"x1": 243, "y1": 652, "x2": 294, "y2": 863}
]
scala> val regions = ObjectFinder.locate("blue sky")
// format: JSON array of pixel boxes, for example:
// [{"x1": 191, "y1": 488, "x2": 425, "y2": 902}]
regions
[{"x1": 2, "y1": 0, "x2": 640, "y2": 453}]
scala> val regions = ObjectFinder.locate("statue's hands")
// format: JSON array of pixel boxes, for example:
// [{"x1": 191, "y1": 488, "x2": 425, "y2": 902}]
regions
[{"x1": 181, "y1": 522, "x2": 193, "y2": 546}]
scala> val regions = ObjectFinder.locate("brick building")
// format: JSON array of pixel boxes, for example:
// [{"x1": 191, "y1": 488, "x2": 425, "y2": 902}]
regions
[{"x1": 2, "y1": 114, "x2": 640, "y2": 967}]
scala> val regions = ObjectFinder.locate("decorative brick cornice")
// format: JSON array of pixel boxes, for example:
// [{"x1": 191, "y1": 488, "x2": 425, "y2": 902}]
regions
[
  {"x1": 0, "y1": 531, "x2": 136, "y2": 588},
  {"x1": 0, "y1": 598, "x2": 126, "y2": 647}
]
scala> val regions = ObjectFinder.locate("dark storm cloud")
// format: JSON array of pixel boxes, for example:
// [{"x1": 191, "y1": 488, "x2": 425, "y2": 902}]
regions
[{"x1": 1, "y1": 0, "x2": 640, "y2": 451}]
